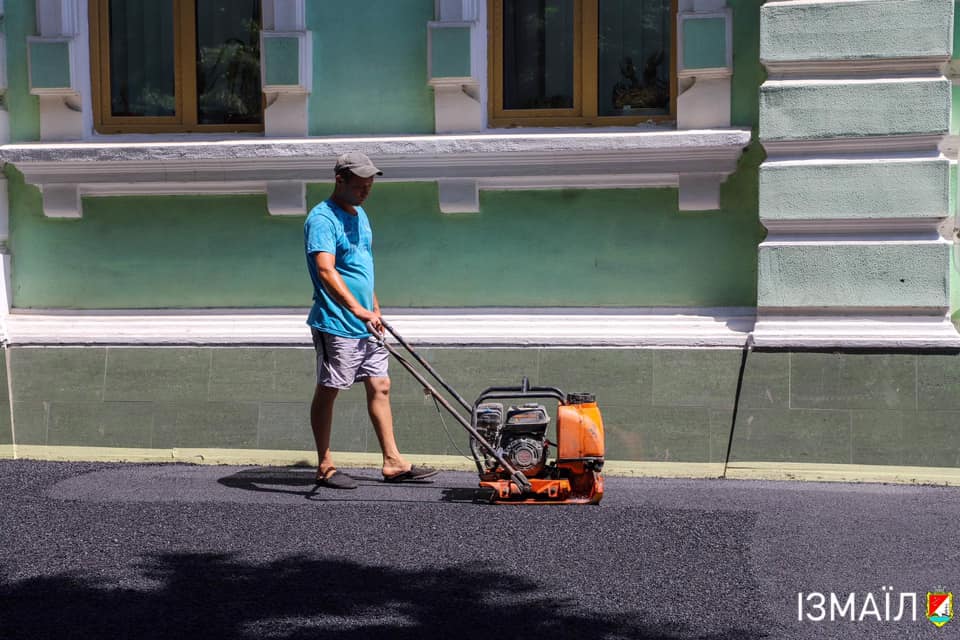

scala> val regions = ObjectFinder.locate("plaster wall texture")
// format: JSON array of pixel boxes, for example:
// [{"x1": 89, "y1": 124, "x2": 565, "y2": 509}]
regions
[
  {"x1": 3, "y1": 0, "x2": 41, "y2": 142},
  {"x1": 759, "y1": 160, "x2": 950, "y2": 220},
  {"x1": 6, "y1": 156, "x2": 764, "y2": 309},
  {"x1": 757, "y1": 0, "x2": 956, "y2": 326},
  {"x1": 759, "y1": 79, "x2": 950, "y2": 142},
  {"x1": 757, "y1": 243, "x2": 951, "y2": 310},
  {"x1": 306, "y1": 0, "x2": 435, "y2": 135},
  {"x1": 760, "y1": 0, "x2": 953, "y2": 62}
]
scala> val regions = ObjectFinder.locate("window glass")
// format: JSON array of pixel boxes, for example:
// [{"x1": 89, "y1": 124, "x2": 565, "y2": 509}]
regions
[
  {"x1": 502, "y1": 0, "x2": 575, "y2": 110},
  {"x1": 108, "y1": 0, "x2": 175, "y2": 117},
  {"x1": 195, "y1": 0, "x2": 262, "y2": 125},
  {"x1": 598, "y1": 0, "x2": 671, "y2": 116}
]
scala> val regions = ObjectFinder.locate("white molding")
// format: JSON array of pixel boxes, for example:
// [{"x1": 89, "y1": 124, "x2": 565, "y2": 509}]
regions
[
  {"x1": 36, "y1": 0, "x2": 79, "y2": 36},
  {"x1": 759, "y1": 234, "x2": 949, "y2": 247},
  {"x1": 10, "y1": 308, "x2": 958, "y2": 349},
  {"x1": 81, "y1": 182, "x2": 268, "y2": 197},
  {"x1": 2, "y1": 129, "x2": 753, "y2": 216},
  {"x1": 437, "y1": 179, "x2": 478, "y2": 213},
  {"x1": 3, "y1": 308, "x2": 756, "y2": 347},
  {"x1": 762, "y1": 218, "x2": 947, "y2": 235},
  {"x1": 764, "y1": 58, "x2": 948, "y2": 80},
  {"x1": 262, "y1": 0, "x2": 305, "y2": 32},
  {"x1": 478, "y1": 174, "x2": 677, "y2": 190},
  {"x1": 265, "y1": 180, "x2": 305, "y2": 216},
  {"x1": 436, "y1": 0, "x2": 477, "y2": 22},
  {"x1": 763, "y1": 134, "x2": 944, "y2": 158},
  {"x1": 752, "y1": 315, "x2": 960, "y2": 349},
  {"x1": 678, "y1": 77, "x2": 731, "y2": 128},
  {"x1": 678, "y1": 173, "x2": 725, "y2": 211},
  {"x1": 430, "y1": 3, "x2": 484, "y2": 132},
  {"x1": 260, "y1": 0, "x2": 309, "y2": 137},
  {"x1": 41, "y1": 183, "x2": 80, "y2": 218}
]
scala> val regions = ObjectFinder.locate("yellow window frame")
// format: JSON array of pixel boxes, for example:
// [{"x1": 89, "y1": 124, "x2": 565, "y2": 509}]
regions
[
  {"x1": 89, "y1": 0, "x2": 264, "y2": 134},
  {"x1": 489, "y1": 0, "x2": 677, "y2": 128}
]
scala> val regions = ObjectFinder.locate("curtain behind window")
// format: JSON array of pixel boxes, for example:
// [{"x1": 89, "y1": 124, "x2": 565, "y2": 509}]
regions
[{"x1": 109, "y1": 0, "x2": 176, "y2": 117}]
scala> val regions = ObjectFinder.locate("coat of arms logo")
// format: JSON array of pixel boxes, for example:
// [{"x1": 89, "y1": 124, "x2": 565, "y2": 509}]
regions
[{"x1": 927, "y1": 592, "x2": 953, "y2": 628}]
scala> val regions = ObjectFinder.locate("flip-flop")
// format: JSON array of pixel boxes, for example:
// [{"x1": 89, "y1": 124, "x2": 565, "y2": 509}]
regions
[
  {"x1": 314, "y1": 469, "x2": 358, "y2": 490},
  {"x1": 383, "y1": 465, "x2": 440, "y2": 483}
]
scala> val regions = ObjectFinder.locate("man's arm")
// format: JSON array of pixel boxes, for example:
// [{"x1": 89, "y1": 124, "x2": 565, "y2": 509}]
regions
[{"x1": 313, "y1": 252, "x2": 381, "y2": 331}]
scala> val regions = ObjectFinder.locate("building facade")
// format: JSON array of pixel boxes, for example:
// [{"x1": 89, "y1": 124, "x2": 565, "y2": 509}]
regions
[{"x1": 0, "y1": 0, "x2": 957, "y2": 483}]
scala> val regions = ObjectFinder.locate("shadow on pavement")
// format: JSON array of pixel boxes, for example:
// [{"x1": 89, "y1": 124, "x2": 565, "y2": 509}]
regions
[
  {"x1": 217, "y1": 467, "x2": 318, "y2": 497},
  {"x1": 0, "y1": 553, "x2": 768, "y2": 640},
  {"x1": 217, "y1": 467, "x2": 481, "y2": 504}
]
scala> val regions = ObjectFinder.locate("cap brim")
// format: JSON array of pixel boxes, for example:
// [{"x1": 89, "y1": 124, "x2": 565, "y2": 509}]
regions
[{"x1": 353, "y1": 166, "x2": 383, "y2": 178}]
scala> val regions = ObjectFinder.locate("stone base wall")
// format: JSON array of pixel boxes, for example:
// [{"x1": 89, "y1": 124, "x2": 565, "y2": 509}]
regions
[{"x1": 4, "y1": 346, "x2": 960, "y2": 477}]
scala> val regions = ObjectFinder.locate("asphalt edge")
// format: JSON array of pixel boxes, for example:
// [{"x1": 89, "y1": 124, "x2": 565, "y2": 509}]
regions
[{"x1": 4, "y1": 445, "x2": 960, "y2": 486}]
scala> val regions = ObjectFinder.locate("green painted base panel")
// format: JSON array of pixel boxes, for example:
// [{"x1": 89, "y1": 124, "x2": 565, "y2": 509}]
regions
[{"x1": 8, "y1": 346, "x2": 960, "y2": 477}]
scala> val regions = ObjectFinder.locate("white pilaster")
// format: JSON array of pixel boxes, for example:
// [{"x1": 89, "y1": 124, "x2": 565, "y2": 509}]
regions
[
  {"x1": 429, "y1": 0, "x2": 484, "y2": 133},
  {"x1": 676, "y1": 0, "x2": 732, "y2": 129},
  {"x1": 32, "y1": 0, "x2": 85, "y2": 140},
  {"x1": 260, "y1": 0, "x2": 310, "y2": 138}
]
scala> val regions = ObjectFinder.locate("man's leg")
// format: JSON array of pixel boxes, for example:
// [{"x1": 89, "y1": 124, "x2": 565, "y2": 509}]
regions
[
  {"x1": 310, "y1": 384, "x2": 340, "y2": 478},
  {"x1": 363, "y1": 376, "x2": 410, "y2": 478}
]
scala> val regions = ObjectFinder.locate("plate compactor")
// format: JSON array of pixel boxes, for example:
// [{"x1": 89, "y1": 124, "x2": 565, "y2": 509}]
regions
[{"x1": 371, "y1": 319, "x2": 605, "y2": 505}]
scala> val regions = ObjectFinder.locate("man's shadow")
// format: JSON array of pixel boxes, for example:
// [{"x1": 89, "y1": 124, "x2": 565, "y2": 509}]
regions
[{"x1": 217, "y1": 467, "x2": 493, "y2": 504}]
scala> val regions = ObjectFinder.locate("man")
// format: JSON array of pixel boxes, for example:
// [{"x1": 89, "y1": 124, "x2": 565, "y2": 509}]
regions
[{"x1": 304, "y1": 151, "x2": 438, "y2": 489}]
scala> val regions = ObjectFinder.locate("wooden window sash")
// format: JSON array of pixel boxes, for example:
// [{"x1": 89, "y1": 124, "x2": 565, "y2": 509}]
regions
[
  {"x1": 489, "y1": 0, "x2": 677, "y2": 128},
  {"x1": 90, "y1": 0, "x2": 263, "y2": 134}
]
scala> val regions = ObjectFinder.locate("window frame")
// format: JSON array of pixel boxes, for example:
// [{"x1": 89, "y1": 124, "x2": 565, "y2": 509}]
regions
[
  {"x1": 488, "y1": 0, "x2": 678, "y2": 128},
  {"x1": 89, "y1": 0, "x2": 264, "y2": 134}
]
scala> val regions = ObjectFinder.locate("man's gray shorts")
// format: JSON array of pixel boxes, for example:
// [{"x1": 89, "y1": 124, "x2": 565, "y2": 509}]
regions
[{"x1": 311, "y1": 328, "x2": 389, "y2": 389}]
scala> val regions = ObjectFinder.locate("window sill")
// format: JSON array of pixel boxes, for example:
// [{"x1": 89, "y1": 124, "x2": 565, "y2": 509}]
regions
[{"x1": 1, "y1": 128, "x2": 753, "y2": 217}]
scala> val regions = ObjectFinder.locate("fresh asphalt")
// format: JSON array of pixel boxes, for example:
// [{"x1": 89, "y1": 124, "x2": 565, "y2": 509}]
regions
[{"x1": 0, "y1": 460, "x2": 958, "y2": 639}]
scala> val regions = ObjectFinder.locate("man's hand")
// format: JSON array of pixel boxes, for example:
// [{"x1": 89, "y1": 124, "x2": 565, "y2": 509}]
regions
[{"x1": 355, "y1": 307, "x2": 383, "y2": 336}]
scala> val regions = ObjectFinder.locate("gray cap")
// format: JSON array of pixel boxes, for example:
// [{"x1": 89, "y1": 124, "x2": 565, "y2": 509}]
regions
[{"x1": 334, "y1": 151, "x2": 383, "y2": 178}]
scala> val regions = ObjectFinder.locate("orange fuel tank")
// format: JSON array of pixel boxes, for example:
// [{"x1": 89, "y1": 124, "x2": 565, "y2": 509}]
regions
[{"x1": 556, "y1": 400, "x2": 604, "y2": 461}]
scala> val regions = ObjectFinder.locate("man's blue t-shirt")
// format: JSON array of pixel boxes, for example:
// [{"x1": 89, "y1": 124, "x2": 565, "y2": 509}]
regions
[{"x1": 304, "y1": 199, "x2": 375, "y2": 339}]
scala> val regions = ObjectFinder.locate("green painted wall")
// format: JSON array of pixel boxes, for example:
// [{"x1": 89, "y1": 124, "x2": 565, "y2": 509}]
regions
[
  {"x1": 263, "y1": 36, "x2": 301, "y2": 87},
  {"x1": 7, "y1": 147, "x2": 764, "y2": 309},
  {"x1": 430, "y1": 26, "x2": 471, "y2": 79},
  {"x1": 731, "y1": 0, "x2": 763, "y2": 129},
  {"x1": 306, "y1": 0, "x2": 435, "y2": 135},
  {"x1": 683, "y1": 18, "x2": 727, "y2": 70},
  {"x1": 28, "y1": 40, "x2": 72, "y2": 90},
  {"x1": 4, "y1": 0, "x2": 41, "y2": 142}
]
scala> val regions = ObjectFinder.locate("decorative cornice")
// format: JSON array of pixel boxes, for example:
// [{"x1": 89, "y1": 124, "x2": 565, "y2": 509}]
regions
[
  {"x1": 3, "y1": 308, "x2": 756, "y2": 347},
  {"x1": 1, "y1": 130, "x2": 752, "y2": 167},
  {"x1": 0, "y1": 130, "x2": 753, "y2": 216}
]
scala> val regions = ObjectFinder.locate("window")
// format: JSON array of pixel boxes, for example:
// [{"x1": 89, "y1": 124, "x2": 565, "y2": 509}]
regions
[
  {"x1": 489, "y1": 0, "x2": 676, "y2": 127},
  {"x1": 89, "y1": 0, "x2": 263, "y2": 133}
]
